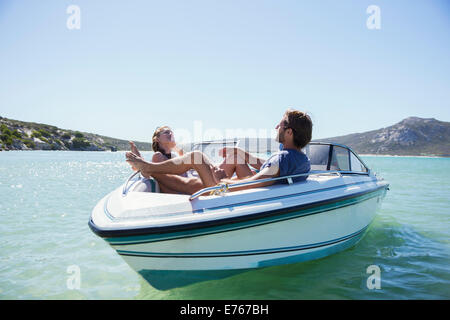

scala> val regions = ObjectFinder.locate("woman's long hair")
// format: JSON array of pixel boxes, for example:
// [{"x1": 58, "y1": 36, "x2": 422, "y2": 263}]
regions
[{"x1": 152, "y1": 126, "x2": 172, "y2": 158}]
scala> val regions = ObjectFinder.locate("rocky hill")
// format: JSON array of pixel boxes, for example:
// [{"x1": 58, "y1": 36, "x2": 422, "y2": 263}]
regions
[
  {"x1": 0, "y1": 116, "x2": 151, "y2": 151},
  {"x1": 1, "y1": 116, "x2": 449, "y2": 157},
  {"x1": 316, "y1": 117, "x2": 450, "y2": 157}
]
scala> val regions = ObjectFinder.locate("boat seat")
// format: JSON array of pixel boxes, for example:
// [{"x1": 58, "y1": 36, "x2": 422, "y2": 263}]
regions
[{"x1": 129, "y1": 177, "x2": 160, "y2": 193}]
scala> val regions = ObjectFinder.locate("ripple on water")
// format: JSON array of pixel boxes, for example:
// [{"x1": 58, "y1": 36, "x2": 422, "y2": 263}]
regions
[{"x1": 0, "y1": 152, "x2": 449, "y2": 299}]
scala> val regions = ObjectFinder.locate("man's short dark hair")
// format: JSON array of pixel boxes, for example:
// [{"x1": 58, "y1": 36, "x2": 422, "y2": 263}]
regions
[{"x1": 284, "y1": 109, "x2": 313, "y2": 149}]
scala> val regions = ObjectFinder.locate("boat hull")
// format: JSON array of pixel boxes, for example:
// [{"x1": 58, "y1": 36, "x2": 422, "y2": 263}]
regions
[{"x1": 106, "y1": 188, "x2": 385, "y2": 272}]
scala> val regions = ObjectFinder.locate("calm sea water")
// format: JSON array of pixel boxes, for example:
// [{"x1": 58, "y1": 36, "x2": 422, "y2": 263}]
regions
[{"x1": 0, "y1": 151, "x2": 449, "y2": 299}]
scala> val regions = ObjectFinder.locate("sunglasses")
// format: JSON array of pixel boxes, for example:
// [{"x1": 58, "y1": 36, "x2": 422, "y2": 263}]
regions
[
  {"x1": 278, "y1": 121, "x2": 294, "y2": 130},
  {"x1": 160, "y1": 129, "x2": 172, "y2": 135},
  {"x1": 155, "y1": 127, "x2": 173, "y2": 135}
]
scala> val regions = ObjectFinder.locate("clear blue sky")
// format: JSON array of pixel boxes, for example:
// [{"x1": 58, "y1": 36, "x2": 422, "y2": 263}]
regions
[{"x1": 0, "y1": 0, "x2": 449, "y2": 143}]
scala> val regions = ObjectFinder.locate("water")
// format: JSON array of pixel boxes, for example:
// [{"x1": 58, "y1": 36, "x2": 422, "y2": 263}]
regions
[{"x1": 0, "y1": 151, "x2": 449, "y2": 299}]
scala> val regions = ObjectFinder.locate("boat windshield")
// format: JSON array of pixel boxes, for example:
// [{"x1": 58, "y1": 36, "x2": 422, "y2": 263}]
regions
[
  {"x1": 304, "y1": 143, "x2": 368, "y2": 173},
  {"x1": 186, "y1": 141, "x2": 369, "y2": 200},
  {"x1": 189, "y1": 140, "x2": 368, "y2": 173},
  {"x1": 191, "y1": 140, "x2": 240, "y2": 164}
]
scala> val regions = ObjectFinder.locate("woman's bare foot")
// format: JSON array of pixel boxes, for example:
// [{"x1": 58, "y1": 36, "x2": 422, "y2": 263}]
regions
[
  {"x1": 129, "y1": 141, "x2": 142, "y2": 158},
  {"x1": 126, "y1": 152, "x2": 152, "y2": 177}
]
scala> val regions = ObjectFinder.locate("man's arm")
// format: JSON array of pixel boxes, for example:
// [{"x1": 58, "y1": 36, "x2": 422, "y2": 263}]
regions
[{"x1": 220, "y1": 166, "x2": 280, "y2": 192}]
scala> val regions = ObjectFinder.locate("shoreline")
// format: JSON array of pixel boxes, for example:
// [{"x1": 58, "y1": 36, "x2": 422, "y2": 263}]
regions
[
  {"x1": 1, "y1": 149, "x2": 449, "y2": 158},
  {"x1": 359, "y1": 154, "x2": 449, "y2": 159}
]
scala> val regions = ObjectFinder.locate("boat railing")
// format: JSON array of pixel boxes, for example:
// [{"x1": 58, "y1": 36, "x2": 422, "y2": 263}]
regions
[
  {"x1": 122, "y1": 170, "x2": 141, "y2": 196},
  {"x1": 188, "y1": 170, "x2": 370, "y2": 201}
]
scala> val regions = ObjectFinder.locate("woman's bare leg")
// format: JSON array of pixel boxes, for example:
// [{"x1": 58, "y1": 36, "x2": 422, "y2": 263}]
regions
[
  {"x1": 157, "y1": 180, "x2": 181, "y2": 194},
  {"x1": 152, "y1": 173, "x2": 205, "y2": 195},
  {"x1": 126, "y1": 151, "x2": 218, "y2": 188},
  {"x1": 218, "y1": 153, "x2": 254, "y2": 179}
]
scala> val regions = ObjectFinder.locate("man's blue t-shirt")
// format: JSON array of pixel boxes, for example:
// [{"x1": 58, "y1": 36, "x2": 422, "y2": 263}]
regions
[{"x1": 260, "y1": 149, "x2": 310, "y2": 184}]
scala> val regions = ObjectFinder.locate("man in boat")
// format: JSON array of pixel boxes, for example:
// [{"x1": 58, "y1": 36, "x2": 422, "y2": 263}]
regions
[{"x1": 125, "y1": 109, "x2": 312, "y2": 194}]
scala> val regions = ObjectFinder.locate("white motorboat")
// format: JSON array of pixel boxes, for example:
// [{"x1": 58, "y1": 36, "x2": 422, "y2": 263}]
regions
[{"x1": 89, "y1": 142, "x2": 389, "y2": 289}]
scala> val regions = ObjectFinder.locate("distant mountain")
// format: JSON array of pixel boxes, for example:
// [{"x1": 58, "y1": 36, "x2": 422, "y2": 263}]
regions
[
  {"x1": 0, "y1": 116, "x2": 151, "y2": 151},
  {"x1": 0, "y1": 115, "x2": 281, "y2": 153},
  {"x1": 2, "y1": 116, "x2": 449, "y2": 157},
  {"x1": 316, "y1": 117, "x2": 450, "y2": 157}
]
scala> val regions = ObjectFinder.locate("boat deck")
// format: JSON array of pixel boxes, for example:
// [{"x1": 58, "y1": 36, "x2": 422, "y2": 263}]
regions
[{"x1": 91, "y1": 173, "x2": 385, "y2": 233}]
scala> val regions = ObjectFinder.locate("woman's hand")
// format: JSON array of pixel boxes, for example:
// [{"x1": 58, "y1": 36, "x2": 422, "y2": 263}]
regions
[{"x1": 213, "y1": 167, "x2": 227, "y2": 181}]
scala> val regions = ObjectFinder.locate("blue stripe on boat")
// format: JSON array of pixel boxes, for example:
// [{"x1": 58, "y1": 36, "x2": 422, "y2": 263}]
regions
[
  {"x1": 103, "y1": 187, "x2": 384, "y2": 245},
  {"x1": 116, "y1": 225, "x2": 368, "y2": 258}
]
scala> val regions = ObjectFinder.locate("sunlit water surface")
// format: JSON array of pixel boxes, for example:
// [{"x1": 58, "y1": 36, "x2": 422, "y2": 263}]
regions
[{"x1": 0, "y1": 151, "x2": 449, "y2": 299}]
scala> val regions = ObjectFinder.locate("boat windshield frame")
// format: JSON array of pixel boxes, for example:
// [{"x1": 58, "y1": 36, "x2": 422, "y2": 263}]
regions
[
  {"x1": 306, "y1": 142, "x2": 370, "y2": 173},
  {"x1": 188, "y1": 142, "x2": 371, "y2": 200}
]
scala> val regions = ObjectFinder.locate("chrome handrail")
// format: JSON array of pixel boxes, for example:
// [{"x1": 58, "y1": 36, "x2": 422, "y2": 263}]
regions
[
  {"x1": 122, "y1": 170, "x2": 141, "y2": 196},
  {"x1": 189, "y1": 170, "x2": 370, "y2": 201}
]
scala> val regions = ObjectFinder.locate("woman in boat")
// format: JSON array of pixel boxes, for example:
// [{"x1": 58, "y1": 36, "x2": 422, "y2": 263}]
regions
[
  {"x1": 129, "y1": 125, "x2": 202, "y2": 194},
  {"x1": 129, "y1": 126, "x2": 255, "y2": 194}
]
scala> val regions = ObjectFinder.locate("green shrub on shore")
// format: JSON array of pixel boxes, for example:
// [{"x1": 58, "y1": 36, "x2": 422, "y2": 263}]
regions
[
  {"x1": 38, "y1": 129, "x2": 51, "y2": 138},
  {"x1": 1, "y1": 124, "x2": 12, "y2": 136},
  {"x1": 23, "y1": 140, "x2": 36, "y2": 149},
  {"x1": 75, "y1": 132, "x2": 84, "y2": 138},
  {"x1": 72, "y1": 137, "x2": 90, "y2": 149},
  {"x1": 40, "y1": 137, "x2": 49, "y2": 144},
  {"x1": 0, "y1": 134, "x2": 13, "y2": 146},
  {"x1": 12, "y1": 130, "x2": 22, "y2": 138},
  {"x1": 61, "y1": 133, "x2": 71, "y2": 140},
  {"x1": 31, "y1": 130, "x2": 42, "y2": 138}
]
